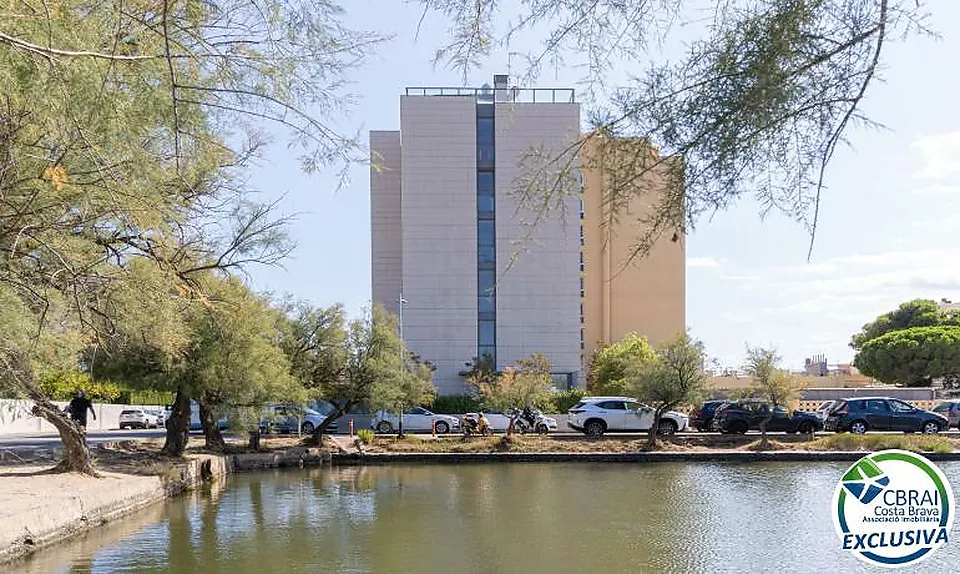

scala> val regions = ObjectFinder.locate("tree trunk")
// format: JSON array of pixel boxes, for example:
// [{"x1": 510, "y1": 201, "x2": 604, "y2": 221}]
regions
[
  {"x1": 7, "y1": 352, "x2": 98, "y2": 476},
  {"x1": 198, "y1": 399, "x2": 226, "y2": 452},
  {"x1": 307, "y1": 405, "x2": 347, "y2": 447},
  {"x1": 645, "y1": 411, "x2": 662, "y2": 451},
  {"x1": 759, "y1": 415, "x2": 771, "y2": 450},
  {"x1": 162, "y1": 386, "x2": 190, "y2": 457},
  {"x1": 29, "y1": 399, "x2": 98, "y2": 476}
]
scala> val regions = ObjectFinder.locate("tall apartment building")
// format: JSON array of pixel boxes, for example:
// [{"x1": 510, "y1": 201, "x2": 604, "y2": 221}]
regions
[{"x1": 371, "y1": 75, "x2": 685, "y2": 394}]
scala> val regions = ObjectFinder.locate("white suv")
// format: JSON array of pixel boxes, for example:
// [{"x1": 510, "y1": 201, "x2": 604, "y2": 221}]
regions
[{"x1": 568, "y1": 396, "x2": 689, "y2": 437}]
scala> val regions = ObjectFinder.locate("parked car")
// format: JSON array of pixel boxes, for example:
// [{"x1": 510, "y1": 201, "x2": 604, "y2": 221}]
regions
[
  {"x1": 187, "y1": 400, "x2": 229, "y2": 432},
  {"x1": 824, "y1": 397, "x2": 947, "y2": 434},
  {"x1": 931, "y1": 400, "x2": 960, "y2": 429},
  {"x1": 567, "y1": 396, "x2": 689, "y2": 437},
  {"x1": 147, "y1": 408, "x2": 166, "y2": 428},
  {"x1": 260, "y1": 404, "x2": 337, "y2": 435},
  {"x1": 464, "y1": 409, "x2": 559, "y2": 433},
  {"x1": 119, "y1": 408, "x2": 159, "y2": 429},
  {"x1": 711, "y1": 400, "x2": 823, "y2": 435},
  {"x1": 371, "y1": 407, "x2": 460, "y2": 434},
  {"x1": 814, "y1": 400, "x2": 838, "y2": 421},
  {"x1": 690, "y1": 400, "x2": 727, "y2": 431}
]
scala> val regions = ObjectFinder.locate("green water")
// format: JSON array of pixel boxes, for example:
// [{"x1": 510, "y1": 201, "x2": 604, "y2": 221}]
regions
[{"x1": 13, "y1": 462, "x2": 960, "y2": 573}]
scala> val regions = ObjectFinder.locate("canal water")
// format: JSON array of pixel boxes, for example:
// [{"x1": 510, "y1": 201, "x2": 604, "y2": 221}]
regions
[{"x1": 12, "y1": 462, "x2": 960, "y2": 573}]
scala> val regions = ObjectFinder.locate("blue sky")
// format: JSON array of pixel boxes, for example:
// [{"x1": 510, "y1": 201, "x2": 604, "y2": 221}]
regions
[{"x1": 245, "y1": 1, "x2": 960, "y2": 372}]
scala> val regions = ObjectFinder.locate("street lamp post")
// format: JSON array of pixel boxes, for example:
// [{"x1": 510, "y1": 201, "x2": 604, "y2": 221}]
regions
[{"x1": 397, "y1": 294, "x2": 407, "y2": 438}]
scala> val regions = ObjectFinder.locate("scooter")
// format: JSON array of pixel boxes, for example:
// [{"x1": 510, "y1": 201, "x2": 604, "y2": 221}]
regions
[{"x1": 462, "y1": 412, "x2": 493, "y2": 437}]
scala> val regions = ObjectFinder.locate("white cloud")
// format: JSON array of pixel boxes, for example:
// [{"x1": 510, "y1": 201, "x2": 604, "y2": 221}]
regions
[
  {"x1": 687, "y1": 256, "x2": 722, "y2": 269},
  {"x1": 912, "y1": 132, "x2": 960, "y2": 181},
  {"x1": 693, "y1": 246, "x2": 960, "y2": 368},
  {"x1": 910, "y1": 184, "x2": 960, "y2": 197}
]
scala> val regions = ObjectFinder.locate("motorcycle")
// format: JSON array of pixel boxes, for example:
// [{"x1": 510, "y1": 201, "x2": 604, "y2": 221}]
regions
[
  {"x1": 462, "y1": 412, "x2": 493, "y2": 437},
  {"x1": 511, "y1": 408, "x2": 551, "y2": 435}
]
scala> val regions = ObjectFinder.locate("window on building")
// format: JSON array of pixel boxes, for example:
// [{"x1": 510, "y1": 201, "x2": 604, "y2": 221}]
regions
[
  {"x1": 478, "y1": 220, "x2": 495, "y2": 246},
  {"x1": 478, "y1": 244, "x2": 496, "y2": 264},
  {"x1": 479, "y1": 320, "x2": 496, "y2": 346},
  {"x1": 580, "y1": 277, "x2": 584, "y2": 298},
  {"x1": 477, "y1": 118, "x2": 495, "y2": 163},
  {"x1": 478, "y1": 294, "x2": 495, "y2": 314},
  {"x1": 580, "y1": 328, "x2": 585, "y2": 350},
  {"x1": 579, "y1": 251, "x2": 584, "y2": 272},
  {"x1": 479, "y1": 269, "x2": 496, "y2": 296},
  {"x1": 579, "y1": 225, "x2": 584, "y2": 246},
  {"x1": 579, "y1": 198, "x2": 584, "y2": 220},
  {"x1": 477, "y1": 171, "x2": 495, "y2": 216},
  {"x1": 478, "y1": 346, "x2": 496, "y2": 363}
]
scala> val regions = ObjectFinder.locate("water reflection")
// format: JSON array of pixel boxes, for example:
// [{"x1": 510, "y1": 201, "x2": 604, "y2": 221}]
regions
[{"x1": 11, "y1": 462, "x2": 960, "y2": 573}]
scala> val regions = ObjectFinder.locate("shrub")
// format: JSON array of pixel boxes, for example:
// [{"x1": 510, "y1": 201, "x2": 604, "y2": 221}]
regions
[
  {"x1": 356, "y1": 428, "x2": 375, "y2": 445},
  {"x1": 549, "y1": 388, "x2": 586, "y2": 413},
  {"x1": 38, "y1": 371, "x2": 123, "y2": 402},
  {"x1": 429, "y1": 394, "x2": 482, "y2": 414},
  {"x1": 811, "y1": 434, "x2": 953, "y2": 454}
]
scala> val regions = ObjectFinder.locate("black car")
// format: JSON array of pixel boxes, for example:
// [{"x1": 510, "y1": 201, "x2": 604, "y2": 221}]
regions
[
  {"x1": 712, "y1": 400, "x2": 823, "y2": 435},
  {"x1": 691, "y1": 400, "x2": 727, "y2": 431},
  {"x1": 824, "y1": 397, "x2": 947, "y2": 434}
]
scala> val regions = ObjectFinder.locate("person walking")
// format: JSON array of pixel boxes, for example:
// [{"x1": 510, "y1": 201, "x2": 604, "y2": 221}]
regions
[{"x1": 66, "y1": 391, "x2": 96, "y2": 430}]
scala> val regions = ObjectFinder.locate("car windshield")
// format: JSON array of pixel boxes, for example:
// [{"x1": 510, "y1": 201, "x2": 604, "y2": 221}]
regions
[
  {"x1": 120, "y1": 410, "x2": 140, "y2": 416},
  {"x1": 932, "y1": 403, "x2": 953, "y2": 412}
]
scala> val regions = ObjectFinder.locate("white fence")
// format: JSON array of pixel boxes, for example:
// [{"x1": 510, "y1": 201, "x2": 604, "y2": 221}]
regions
[{"x1": 0, "y1": 399, "x2": 163, "y2": 435}]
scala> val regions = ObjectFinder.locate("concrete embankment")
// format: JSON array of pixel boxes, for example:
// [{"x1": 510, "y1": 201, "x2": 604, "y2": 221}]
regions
[
  {"x1": 0, "y1": 445, "x2": 338, "y2": 565},
  {"x1": 331, "y1": 450, "x2": 960, "y2": 464}
]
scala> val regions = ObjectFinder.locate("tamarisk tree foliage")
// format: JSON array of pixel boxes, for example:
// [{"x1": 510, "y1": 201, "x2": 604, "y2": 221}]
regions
[
  {"x1": 0, "y1": 0, "x2": 381, "y2": 471},
  {"x1": 419, "y1": 0, "x2": 934, "y2": 259}
]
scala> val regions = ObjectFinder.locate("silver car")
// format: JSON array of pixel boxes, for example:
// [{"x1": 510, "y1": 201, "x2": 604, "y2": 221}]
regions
[{"x1": 932, "y1": 400, "x2": 960, "y2": 430}]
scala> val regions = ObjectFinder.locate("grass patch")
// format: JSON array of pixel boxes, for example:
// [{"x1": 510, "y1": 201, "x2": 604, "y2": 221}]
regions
[{"x1": 809, "y1": 434, "x2": 955, "y2": 454}]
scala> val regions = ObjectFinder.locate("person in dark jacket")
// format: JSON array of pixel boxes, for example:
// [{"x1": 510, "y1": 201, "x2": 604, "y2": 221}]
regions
[{"x1": 66, "y1": 391, "x2": 96, "y2": 429}]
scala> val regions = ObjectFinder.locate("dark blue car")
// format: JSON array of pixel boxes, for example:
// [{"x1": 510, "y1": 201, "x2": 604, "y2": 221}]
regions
[
  {"x1": 691, "y1": 400, "x2": 727, "y2": 431},
  {"x1": 824, "y1": 397, "x2": 947, "y2": 434}
]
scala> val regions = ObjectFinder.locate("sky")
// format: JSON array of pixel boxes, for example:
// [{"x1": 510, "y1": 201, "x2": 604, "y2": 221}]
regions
[{"x1": 244, "y1": 1, "x2": 960, "y2": 372}]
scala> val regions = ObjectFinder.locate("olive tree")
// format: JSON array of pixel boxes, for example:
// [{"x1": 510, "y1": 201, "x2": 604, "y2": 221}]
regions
[{"x1": 628, "y1": 333, "x2": 708, "y2": 450}]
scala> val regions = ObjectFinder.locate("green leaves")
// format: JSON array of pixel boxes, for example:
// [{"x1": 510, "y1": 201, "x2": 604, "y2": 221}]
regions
[
  {"x1": 588, "y1": 332, "x2": 657, "y2": 395},
  {"x1": 855, "y1": 326, "x2": 960, "y2": 387},
  {"x1": 850, "y1": 300, "x2": 960, "y2": 387},
  {"x1": 629, "y1": 332, "x2": 708, "y2": 412}
]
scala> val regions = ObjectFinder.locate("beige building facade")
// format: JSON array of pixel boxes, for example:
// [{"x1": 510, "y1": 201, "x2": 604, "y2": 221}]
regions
[{"x1": 579, "y1": 136, "x2": 686, "y2": 365}]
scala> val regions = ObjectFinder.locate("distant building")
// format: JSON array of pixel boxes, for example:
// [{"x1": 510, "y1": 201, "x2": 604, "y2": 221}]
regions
[{"x1": 938, "y1": 298, "x2": 960, "y2": 312}]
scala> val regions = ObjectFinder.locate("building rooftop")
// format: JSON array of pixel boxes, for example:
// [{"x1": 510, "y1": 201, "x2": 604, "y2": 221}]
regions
[{"x1": 405, "y1": 73, "x2": 575, "y2": 103}]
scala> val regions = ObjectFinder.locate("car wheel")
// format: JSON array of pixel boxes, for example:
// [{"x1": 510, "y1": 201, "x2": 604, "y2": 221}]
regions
[
  {"x1": 850, "y1": 420, "x2": 868, "y2": 434},
  {"x1": 435, "y1": 421, "x2": 450, "y2": 434},
  {"x1": 536, "y1": 423, "x2": 549, "y2": 435},
  {"x1": 376, "y1": 421, "x2": 393, "y2": 434},
  {"x1": 731, "y1": 421, "x2": 748, "y2": 435},
  {"x1": 301, "y1": 421, "x2": 315, "y2": 435},
  {"x1": 119, "y1": 424, "x2": 127, "y2": 430},
  {"x1": 584, "y1": 420, "x2": 606, "y2": 438},
  {"x1": 922, "y1": 421, "x2": 941, "y2": 434},
  {"x1": 657, "y1": 419, "x2": 678, "y2": 436},
  {"x1": 798, "y1": 422, "x2": 816, "y2": 435}
]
